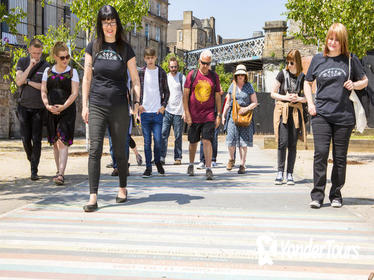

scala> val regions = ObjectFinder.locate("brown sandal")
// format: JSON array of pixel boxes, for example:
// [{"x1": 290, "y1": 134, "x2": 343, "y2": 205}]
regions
[{"x1": 53, "y1": 174, "x2": 64, "y2": 185}]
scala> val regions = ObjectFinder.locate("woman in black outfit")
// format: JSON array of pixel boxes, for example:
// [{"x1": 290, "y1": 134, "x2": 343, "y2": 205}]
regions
[
  {"x1": 41, "y1": 41, "x2": 79, "y2": 185},
  {"x1": 82, "y1": 5, "x2": 140, "y2": 212},
  {"x1": 304, "y1": 23, "x2": 368, "y2": 209},
  {"x1": 271, "y1": 49, "x2": 307, "y2": 185}
]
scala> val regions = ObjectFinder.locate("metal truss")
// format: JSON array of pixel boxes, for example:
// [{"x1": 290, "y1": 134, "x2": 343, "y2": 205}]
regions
[{"x1": 184, "y1": 36, "x2": 264, "y2": 69}]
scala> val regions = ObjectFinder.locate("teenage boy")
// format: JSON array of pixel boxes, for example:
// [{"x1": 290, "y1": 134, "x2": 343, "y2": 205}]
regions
[{"x1": 138, "y1": 48, "x2": 170, "y2": 177}]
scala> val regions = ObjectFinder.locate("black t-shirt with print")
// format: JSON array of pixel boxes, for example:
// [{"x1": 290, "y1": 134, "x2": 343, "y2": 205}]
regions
[
  {"x1": 306, "y1": 53, "x2": 366, "y2": 126},
  {"x1": 86, "y1": 41, "x2": 135, "y2": 107},
  {"x1": 16, "y1": 56, "x2": 49, "y2": 109},
  {"x1": 276, "y1": 70, "x2": 304, "y2": 96}
]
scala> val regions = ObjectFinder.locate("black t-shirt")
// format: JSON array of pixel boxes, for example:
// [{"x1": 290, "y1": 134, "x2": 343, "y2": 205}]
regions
[
  {"x1": 306, "y1": 53, "x2": 366, "y2": 126},
  {"x1": 276, "y1": 70, "x2": 304, "y2": 96},
  {"x1": 16, "y1": 56, "x2": 49, "y2": 109},
  {"x1": 86, "y1": 41, "x2": 135, "y2": 107}
]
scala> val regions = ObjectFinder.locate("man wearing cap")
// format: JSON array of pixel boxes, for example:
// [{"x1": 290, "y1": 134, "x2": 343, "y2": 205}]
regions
[{"x1": 183, "y1": 50, "x2": 222, "y2": 180}]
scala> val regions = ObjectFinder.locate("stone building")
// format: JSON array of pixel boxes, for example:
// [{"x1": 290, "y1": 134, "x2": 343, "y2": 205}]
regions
[
  {"x1": 0, "y1": 0, "x2": 79, "y2": 47},
  {"x1": 128, "y1": 0, "x2": 169, "y2": 66},
  {"x1": 167, "y1": 11, "x2": 217, "y2": 54}
]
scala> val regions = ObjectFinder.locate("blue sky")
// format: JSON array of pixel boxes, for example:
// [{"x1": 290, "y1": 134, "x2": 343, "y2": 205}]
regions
[{"x1": 168, "y1": 0, "x2": 288, "y2": 39}]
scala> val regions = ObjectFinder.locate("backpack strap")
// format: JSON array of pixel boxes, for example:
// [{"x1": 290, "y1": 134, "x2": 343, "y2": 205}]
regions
[
  {"x1": 178, "y1": 72, "x2": 183, "y2": 92},
  {"x1": 282, "y1": 69, "x2": 290, "y2": 93}
]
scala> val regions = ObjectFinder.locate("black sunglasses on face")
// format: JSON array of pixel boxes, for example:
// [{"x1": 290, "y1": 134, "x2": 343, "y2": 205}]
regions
[
  {"x1": 287, "y1": 61, "x2": 294, "y2": 66},
  {"x1": 200, "y1": 60, "x2": 211, "y2": 66},
  {"x1": 59, "y1": 55, "x2": 70, "y2": 61}
]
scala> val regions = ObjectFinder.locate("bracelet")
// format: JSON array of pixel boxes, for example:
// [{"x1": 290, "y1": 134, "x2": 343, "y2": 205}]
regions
[
  {"x1": 217, "y1": 113, "x2": 222, "y2": 117},
  {"x1": 134, "y1": 101, "x2": 140, "y2": 104}
]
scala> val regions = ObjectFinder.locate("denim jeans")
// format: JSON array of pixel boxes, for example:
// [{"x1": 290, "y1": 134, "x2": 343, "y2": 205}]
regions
[
  {"x1": 200, "y1": 127, "x2": 218, "y2": 163},
  {"x1": 311, "y1": 115, "x2": 353, "y2": 203},
  {"x1": 141, "y1": 112, "x2": 163, "y2": 169},
  {"x1": 161, "y1": 110, "x2": 183, "y2": 161}
]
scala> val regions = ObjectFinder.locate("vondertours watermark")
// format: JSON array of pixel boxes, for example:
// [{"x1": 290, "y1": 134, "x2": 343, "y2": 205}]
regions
[{"x1": 256, "y1": 234, "x2": 360, "y2": 266}]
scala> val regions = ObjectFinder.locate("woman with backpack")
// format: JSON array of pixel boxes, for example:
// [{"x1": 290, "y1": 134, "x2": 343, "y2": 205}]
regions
[
  {"x1": 81, "y1": 5, "x2": 141, "y2": 212},
  {"x1": 222, "y1": 64, "x2": 258, "y2": 174},
  {"x1": 41, "y1": 41, "x2": 79, "y2": 185},
  {"x1": 271, "y1": 49, "x2": 307, "y2": 185}
]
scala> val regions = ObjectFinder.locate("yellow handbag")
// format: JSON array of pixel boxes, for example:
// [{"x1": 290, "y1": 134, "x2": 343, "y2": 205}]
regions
[{"x1": 231, "y1": 82, "x2": 253, "y2": 127}]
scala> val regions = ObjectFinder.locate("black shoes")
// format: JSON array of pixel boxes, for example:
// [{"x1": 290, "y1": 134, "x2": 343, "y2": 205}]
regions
[
  {"x1": 156, "y1": 162, "x2": 165, "y2": 176},
  {"x1": 31, "y1": 173, "x2": 40, "y2": 181},
  {"x1": 142, "y1": 168, "x2": 152, "y2": 178},
  {"x1": 83, "y1": 203, "x2": 98, "y2": 212},
  {"x1": 116, "y1": 189, "x2": 128, "y2": 203},
  {"x1": 187, "y1": 164, "x2": 194, "y2": 176},
  {"x1": 238, "y1": 165, "x2": 245, "y2": 174}
]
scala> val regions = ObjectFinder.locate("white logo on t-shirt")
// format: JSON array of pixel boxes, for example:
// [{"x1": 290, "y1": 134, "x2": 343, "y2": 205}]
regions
[{"x1": 319, "y1": 68, "x2": 346, "y2": 78}]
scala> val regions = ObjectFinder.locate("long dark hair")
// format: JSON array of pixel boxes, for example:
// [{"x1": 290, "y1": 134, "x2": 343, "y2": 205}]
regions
[{"x1": 93, "y1": 5, "x2": 127, "y2": 55}]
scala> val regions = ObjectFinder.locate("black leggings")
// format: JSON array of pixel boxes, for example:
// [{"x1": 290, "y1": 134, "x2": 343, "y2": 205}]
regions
[
  {"x1": 17, "y1": 104, "x2": 44, "y2": 174},
  {"x1": 88, "y1": 103, "x2": 129, "y2": 194},
  {"x1": 277, "y1": 110, "x2": 298, "y2": 173}
]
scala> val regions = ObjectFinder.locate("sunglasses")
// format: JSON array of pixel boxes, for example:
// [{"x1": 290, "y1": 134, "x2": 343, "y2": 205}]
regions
[
  {"x1": 287, "y1": 61, "x2": 294, "y2": 66},
  {"x1": 200, "y1": 60, "x2": 211, "y2": 66},
  {"x1": 59, "y1": 55, "x2": 70, "y2": 61}
]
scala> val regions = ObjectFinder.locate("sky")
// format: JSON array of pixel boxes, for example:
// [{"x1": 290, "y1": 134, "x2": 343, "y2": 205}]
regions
[{"x1": 168, "y1": 0, "x2": 288, "y2": 39}]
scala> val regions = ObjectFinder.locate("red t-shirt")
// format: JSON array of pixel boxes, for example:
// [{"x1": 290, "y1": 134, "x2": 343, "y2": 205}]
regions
[{"x1": 184, "y1": 70, "x2": 221, "y2": 123}]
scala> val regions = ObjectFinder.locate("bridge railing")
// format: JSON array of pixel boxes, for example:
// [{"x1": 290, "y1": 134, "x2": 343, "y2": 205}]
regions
[{"x1": 184, "y1": 36, "x2": 265, "y2": 70}]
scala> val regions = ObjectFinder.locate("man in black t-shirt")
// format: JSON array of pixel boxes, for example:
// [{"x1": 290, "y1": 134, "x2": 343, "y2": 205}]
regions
[{"x1": 15, "y1": 38, "x2": 49, "y2": 180}]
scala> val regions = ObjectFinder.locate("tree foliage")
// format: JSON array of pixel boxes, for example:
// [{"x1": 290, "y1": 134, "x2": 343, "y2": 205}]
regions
[
  {"x1": 68, "y1": 0, "x2": 149, "y2": 43},
  {"x1": 161, "y1": 53, "x2": 185, "y2": 74},
  {"x1": 285, "y1": 0, "x2": 374, "y2": 58},
  {"x1": 215, "y1": 64, "x2": 233, "y2": 93},
  {"x1": 0, "y1": 3, "x2": 26, "y2": 36}
]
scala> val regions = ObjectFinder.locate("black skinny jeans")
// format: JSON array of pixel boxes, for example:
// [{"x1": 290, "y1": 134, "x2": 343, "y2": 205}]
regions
[
  {"x1": 277, "y1": 109, "x2": 298, "y2": 173},
  {"x1": 17, "y1": 104, "x2": 44, "y2": 174},
  {"x1": 311, "y1": 115, "x2": 353, "y2": 203},
  {"x1": 88, "y1": 103, "x2": 129, "y2": 194}
]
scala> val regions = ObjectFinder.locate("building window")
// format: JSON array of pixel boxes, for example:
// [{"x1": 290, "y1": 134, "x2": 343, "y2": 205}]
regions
[
  {"x1": 145, "y1": 23, "x2": 149, "y2": 40},
  {"x1": 8, "y1": 0, "x2": 27, "y2": 35},
  {"x1": 132, "y1": 23, "x2": 137, "y2": 35},
  {"x1": 155, "y1": 26, "x2": 160, "y2": 41},
  {"x1": 156, "y1": 3, "x2": 161, "y2": 16},
  {"x1": 44, "y1": 0, "x2": 57, "y2": 32},
  {"x1": 178, "y1": 31, "x2": 183, "y2": 42}
]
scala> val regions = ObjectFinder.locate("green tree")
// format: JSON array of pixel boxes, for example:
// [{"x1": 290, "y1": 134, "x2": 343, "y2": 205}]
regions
[
  {"x1": 286, "y1": 0, "x2": 374, "y2": 58},
  {"x1": 161, "y1": 53, "x2": 185, "y2": 73},
  {"x1": 215, "y1": 64, "x2": 233, "y2": 93},
  {"x1": 68, "y1": 0, "x2": 149, "y2": 43},
  {"x1": 0, "y1": 3, "x2": 26, "y2": 36}
]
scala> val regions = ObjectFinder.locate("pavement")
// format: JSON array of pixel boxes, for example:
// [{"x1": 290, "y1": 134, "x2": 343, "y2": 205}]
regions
[{"x1": 0, "y1": 140, "x2": 374, "y2": 279}]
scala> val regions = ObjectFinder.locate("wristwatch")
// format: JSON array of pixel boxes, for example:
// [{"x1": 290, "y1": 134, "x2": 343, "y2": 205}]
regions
[{"x1": 26, "y1": 79, "x2": 30, "y2": 85}]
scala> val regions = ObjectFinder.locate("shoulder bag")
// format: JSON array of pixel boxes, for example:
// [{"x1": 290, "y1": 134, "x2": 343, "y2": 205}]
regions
[
  {"x1": 348, "y1": 54, "x2": 367, "y2": 133},
  {"x1": 231, "y1": 81, "x2": 253, "y2": 127}
]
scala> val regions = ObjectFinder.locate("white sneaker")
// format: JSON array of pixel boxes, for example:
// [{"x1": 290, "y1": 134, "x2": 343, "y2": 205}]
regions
[
  {"x1": 286, "y1": 173, "x2": 295, "y2": 185},
  {"x1": 197, "y1": 162, "x2": 205, "y2": 169},
  {"x1": 309, "y1": 200, "x2": 321, "y2": 209},
  {"x1": 331, "y1": 199, "x2": 342, "y2": 208},
  {"x1": 211, "y1": 161, "x2": 217, "y2": 168}
]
